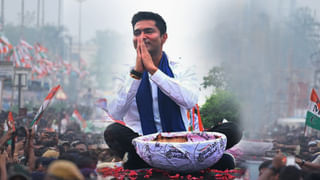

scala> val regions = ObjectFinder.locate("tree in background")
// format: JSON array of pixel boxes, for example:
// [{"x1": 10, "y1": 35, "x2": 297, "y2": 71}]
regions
[
  {"x1": 201, "y1": 89, "x2": 240, "y2": 128},
  {"x1": 202, "y1": 66, "x2": 228, "y2": 91},
  {"x1": 200, "y1": 66, "x2": 240, "y2": 128}
]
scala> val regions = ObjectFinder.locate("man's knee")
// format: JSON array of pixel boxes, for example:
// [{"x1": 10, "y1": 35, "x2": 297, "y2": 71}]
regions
[
  {"x1": 103, "y1": 123, "x2": 139, "y2": 156},
  {"x1": 208, "y1": 122, "x2": 243, "y2": 149},
  {"x1": 211, "y1": 153, "x2": 235, "y2": 170}
]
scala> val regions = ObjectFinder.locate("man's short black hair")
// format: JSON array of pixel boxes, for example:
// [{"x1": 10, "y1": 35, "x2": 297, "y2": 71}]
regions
[
  {"x1": 131, "y1": 11, "x2": 167, "y2": 35},
  {"x1": 279, "y1": 166, "x2": 302, "y2": 180},
  {"x1": 259, "y1": 160, "x2": 272, "y2": 171}
]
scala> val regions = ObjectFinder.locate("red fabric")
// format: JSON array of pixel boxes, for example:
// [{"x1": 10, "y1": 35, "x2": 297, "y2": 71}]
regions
[
  {"x1": 196, "y1": 104, "x2": 204, "y2": 131},
  {"x1": 7, "y1": 112, "x2": 15, "y2": 131},
  {"x1": 96, "y1": 167, "x2": 245, "y2": 179},
  {"x1": 45, "y1": 85, "x2": 60, "y2": 100}
]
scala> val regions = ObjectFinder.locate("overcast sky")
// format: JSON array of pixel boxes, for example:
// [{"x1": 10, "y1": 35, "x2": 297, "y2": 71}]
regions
[
  {"x1": 62, "y1": 0, "x2": 222, "y2": 104},
  {"x1": 62, "y1": 0, "x2": 219, "y2": 69},
  {"x1": 4, "y1": 0, "x2": 320, "y2": 104}
]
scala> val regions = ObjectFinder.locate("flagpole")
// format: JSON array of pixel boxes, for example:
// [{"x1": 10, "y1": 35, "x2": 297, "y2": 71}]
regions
[
  {"x1": 75, "y1": 0, "x2": 86, "y2": 69},
  {"x1": 17, "y1": 74, "x2": 22, "y2": 108},
  {"x1": 21, "y1": 0, "x2": 24, "y2": 37},
  {"x1": 37, "y1": 0, "x2": 40, "y2": 28},
  {"x1": 58, "y1": 0, "x2": 62, "y2": 29},
  {"x1": 1, "y1": 0, "x2": 4, "y2": 27},
  {"x1": 41, "y1": 0, "x2": 45, "y2": 26},
  {"x1": 79, "y1": 1, "x2": 81, "y2": 69}
]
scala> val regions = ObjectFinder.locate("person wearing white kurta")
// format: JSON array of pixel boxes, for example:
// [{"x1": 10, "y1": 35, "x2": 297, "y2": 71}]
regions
[
  {"x1": 104, "y1": 11, "x2": 242, "y2": 170},
  {"x1": 108, "y1": 59, "x2": 199, "y2": 135}
]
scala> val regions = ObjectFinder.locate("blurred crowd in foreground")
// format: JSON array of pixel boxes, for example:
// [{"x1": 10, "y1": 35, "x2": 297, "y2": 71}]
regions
[
  {"x1": 1, "y1": 104, "x2": 320, "y2": 179},
  {"x1": 248, "y1": 123, "x2": 320, "y2": 180},
  {"x1": 0, "y1": 105, "x2": 116, "y2": 180}
]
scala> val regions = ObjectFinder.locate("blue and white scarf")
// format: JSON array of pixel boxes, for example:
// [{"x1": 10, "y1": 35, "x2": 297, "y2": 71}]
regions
[{"x1": 136, "y1": 52, "x2": 186, "y2": 135}]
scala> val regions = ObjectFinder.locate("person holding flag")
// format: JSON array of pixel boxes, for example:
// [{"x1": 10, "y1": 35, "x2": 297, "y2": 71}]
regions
[
  {"x1": 305, "y1": 88, "x2": 320, "y2": 136},
  {"x1": 71, "y1": 109, "x2": 87, "y2": 130},
  {"x1": 29, "y1": 85, "x2": 60, "y2": 128},
  {"x1": 104, "y1": 11, "x2": 242, "y2": 170}
]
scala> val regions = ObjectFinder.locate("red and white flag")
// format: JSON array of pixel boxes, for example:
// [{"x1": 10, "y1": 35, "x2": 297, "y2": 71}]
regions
[
  {"x1": 72, "y1": 109, "x2": 87, "y2": 129},
  {"x1": 7, "y1": 112, "x2": 15, "y2": 131},
  {"x1": 305, "y1": 88, "x2": 320, "y2": 136},
  {"x1": 0, "y1": 35, "x2": 13, "y2": 49},
  {"x1": 310, "y1": 88, "x2": 320, "y2": 110},
  {"x1": 30, "y1": 85, "x2": 61, "y2": 127},
  {"x1": 20, "y1": 39, "x2": 33, "y2": 50}
]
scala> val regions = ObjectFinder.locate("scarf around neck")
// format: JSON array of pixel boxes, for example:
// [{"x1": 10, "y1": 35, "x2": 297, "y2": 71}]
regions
[{"x1": 136, "y1": 52, "x2": 186, "y2": 135}]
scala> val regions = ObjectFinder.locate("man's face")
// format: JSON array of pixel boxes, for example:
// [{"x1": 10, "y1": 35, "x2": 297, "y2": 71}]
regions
[
  {"x1": 308, "y1": 145, "x2": 318, "y2": 153},
  {"x1": 75, "y1": 143, "x2": 87, "y2": 152},
  {"x1": 133, "y1": 20, "x2": 167, "y2": 55}
]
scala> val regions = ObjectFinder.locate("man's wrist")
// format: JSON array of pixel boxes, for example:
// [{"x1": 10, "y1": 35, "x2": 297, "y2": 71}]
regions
[
  {"x1": 149, "y1": 66, "x2": 158, "y2": 75},
  {"x1": 130, "y1": 69, "x2": 143, "y2": 80},
  {"x1": 133, "y1": 67, "x2": 143, "y2": 73}
]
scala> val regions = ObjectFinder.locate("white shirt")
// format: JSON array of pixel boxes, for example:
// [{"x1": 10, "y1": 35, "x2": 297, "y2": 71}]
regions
[
  {"x1": 108, "y1": 59, "x2": 199, "y2": 135},
  {"x1": 312, "y1": 154, "x2": 320, "y2": 165}
]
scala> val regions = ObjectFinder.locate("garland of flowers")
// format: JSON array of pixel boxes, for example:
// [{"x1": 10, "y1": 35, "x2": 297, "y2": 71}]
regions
[{"x1": 96, "y1": 166, "x2": 245, "y2": 180}]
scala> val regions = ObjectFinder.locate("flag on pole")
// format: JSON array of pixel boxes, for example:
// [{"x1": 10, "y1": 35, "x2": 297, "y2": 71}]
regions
[
  {"x1": 95, "y1": 98, "x2": 107, "y2": 110},
  {"x1": 196, "y1": 104, "x2": 204, "y2": 131},
  {"x1": 95, "y1": 98, "x2": 126, "y2": 126},
  {"x1": 30, "y1": 85, "x2": 61, "y2": 128},
  {"x1": 7, "y1": 112, "x2": 15, "y2": 131},
  {"x1": 188, "y1": 104, "x2": 204, "y2": 131},
  {"x1": 20, "y1": 39, "x2": 33, "y2": 50},
  {"x1": 71, "y1": 109, "x2": 87, "y2": 129},
  {"x1": 305, "y1": 88, "x2": 320, "y2": 136},
  {"x1": 0, "y1": 35, "x2": 13, "y2": 49},
  {"x1": 310, "y1": 88, "x2": 320, "y2": 111}
]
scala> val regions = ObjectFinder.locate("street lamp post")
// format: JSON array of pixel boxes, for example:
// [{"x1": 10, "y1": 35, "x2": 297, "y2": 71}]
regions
[
  {"x1": 0, "y1": 61, "x2": 13, "y2": 110},
  {"x1": 76, "y1": 0, "x2": 86, "y2": 69},
  {"x1": 1, "y1": 0, "x2": 4, "y2": 27},
  {"x1": 58, "y1": 0, "x2": 62, "y2": 29},
  {"x1": 14, "y1": 67, "x2": 30, "y2": 109},
  {"x1": 17, "y1": 74, "x2": 23, "y2": 108},
  {"x1": 21, "y1": 0, "x2": 24, "y2": 36},
  {"x1": 37, "y1": 0, "x2": 40, "y2": 27},
  {"x1": 42, "y1": 0, "x2": 45, "y2": 26}
]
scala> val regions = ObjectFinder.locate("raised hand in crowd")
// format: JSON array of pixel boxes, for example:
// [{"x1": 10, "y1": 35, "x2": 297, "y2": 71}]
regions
[
  {"x1": 0, "y1": 150, "x2": 8, "y2": 180},
  {"x1": 259, "y1": 152, "x2": 286, "y2": 180},
  {"x1": 25, "y1": 127, "x2": 36, "y2": 171},
  {"x1": 0, "y1": 129, "x2": 14, "y2": 148},
  {"x1": 295, "y1": 156, "x2": 320, "y2": 172}
]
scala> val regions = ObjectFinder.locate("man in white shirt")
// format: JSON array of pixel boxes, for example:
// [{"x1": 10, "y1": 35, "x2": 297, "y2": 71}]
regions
[{"x1": 104, "y1": 11, "x2": 242, "y2": 170}]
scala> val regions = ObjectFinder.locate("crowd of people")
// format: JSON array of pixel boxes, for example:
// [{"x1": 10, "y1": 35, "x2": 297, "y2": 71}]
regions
[
  {"x1": 1, "y1": 108, "x2": 320, "y2": 180},
  {"x1": 0, "y1": 106, "x2": 116, "y2": 180},
  {"x1": 0, "y1": 10, "x2": 244, "y2": 180},
  {"x1": 0, "y1": 105, "x2": 241, "y2": 180},
  {"x1": 0, "y1": 106, "x2": 319, "y2": 180},
  {"x1": 2, "y1": 9, "x2": 320, "y2": 180},
  {"x1": 255, "y1": 124, "x2": 320, "y2": 180}
]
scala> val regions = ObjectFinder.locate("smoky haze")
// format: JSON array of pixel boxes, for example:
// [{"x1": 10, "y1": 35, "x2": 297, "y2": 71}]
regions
[
  {"x1": 202, "y1": 0, "x2": 320, "y2": 136},
  {"x1": 3, "y1": 0, "x2": 320, "y2": 137}
]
